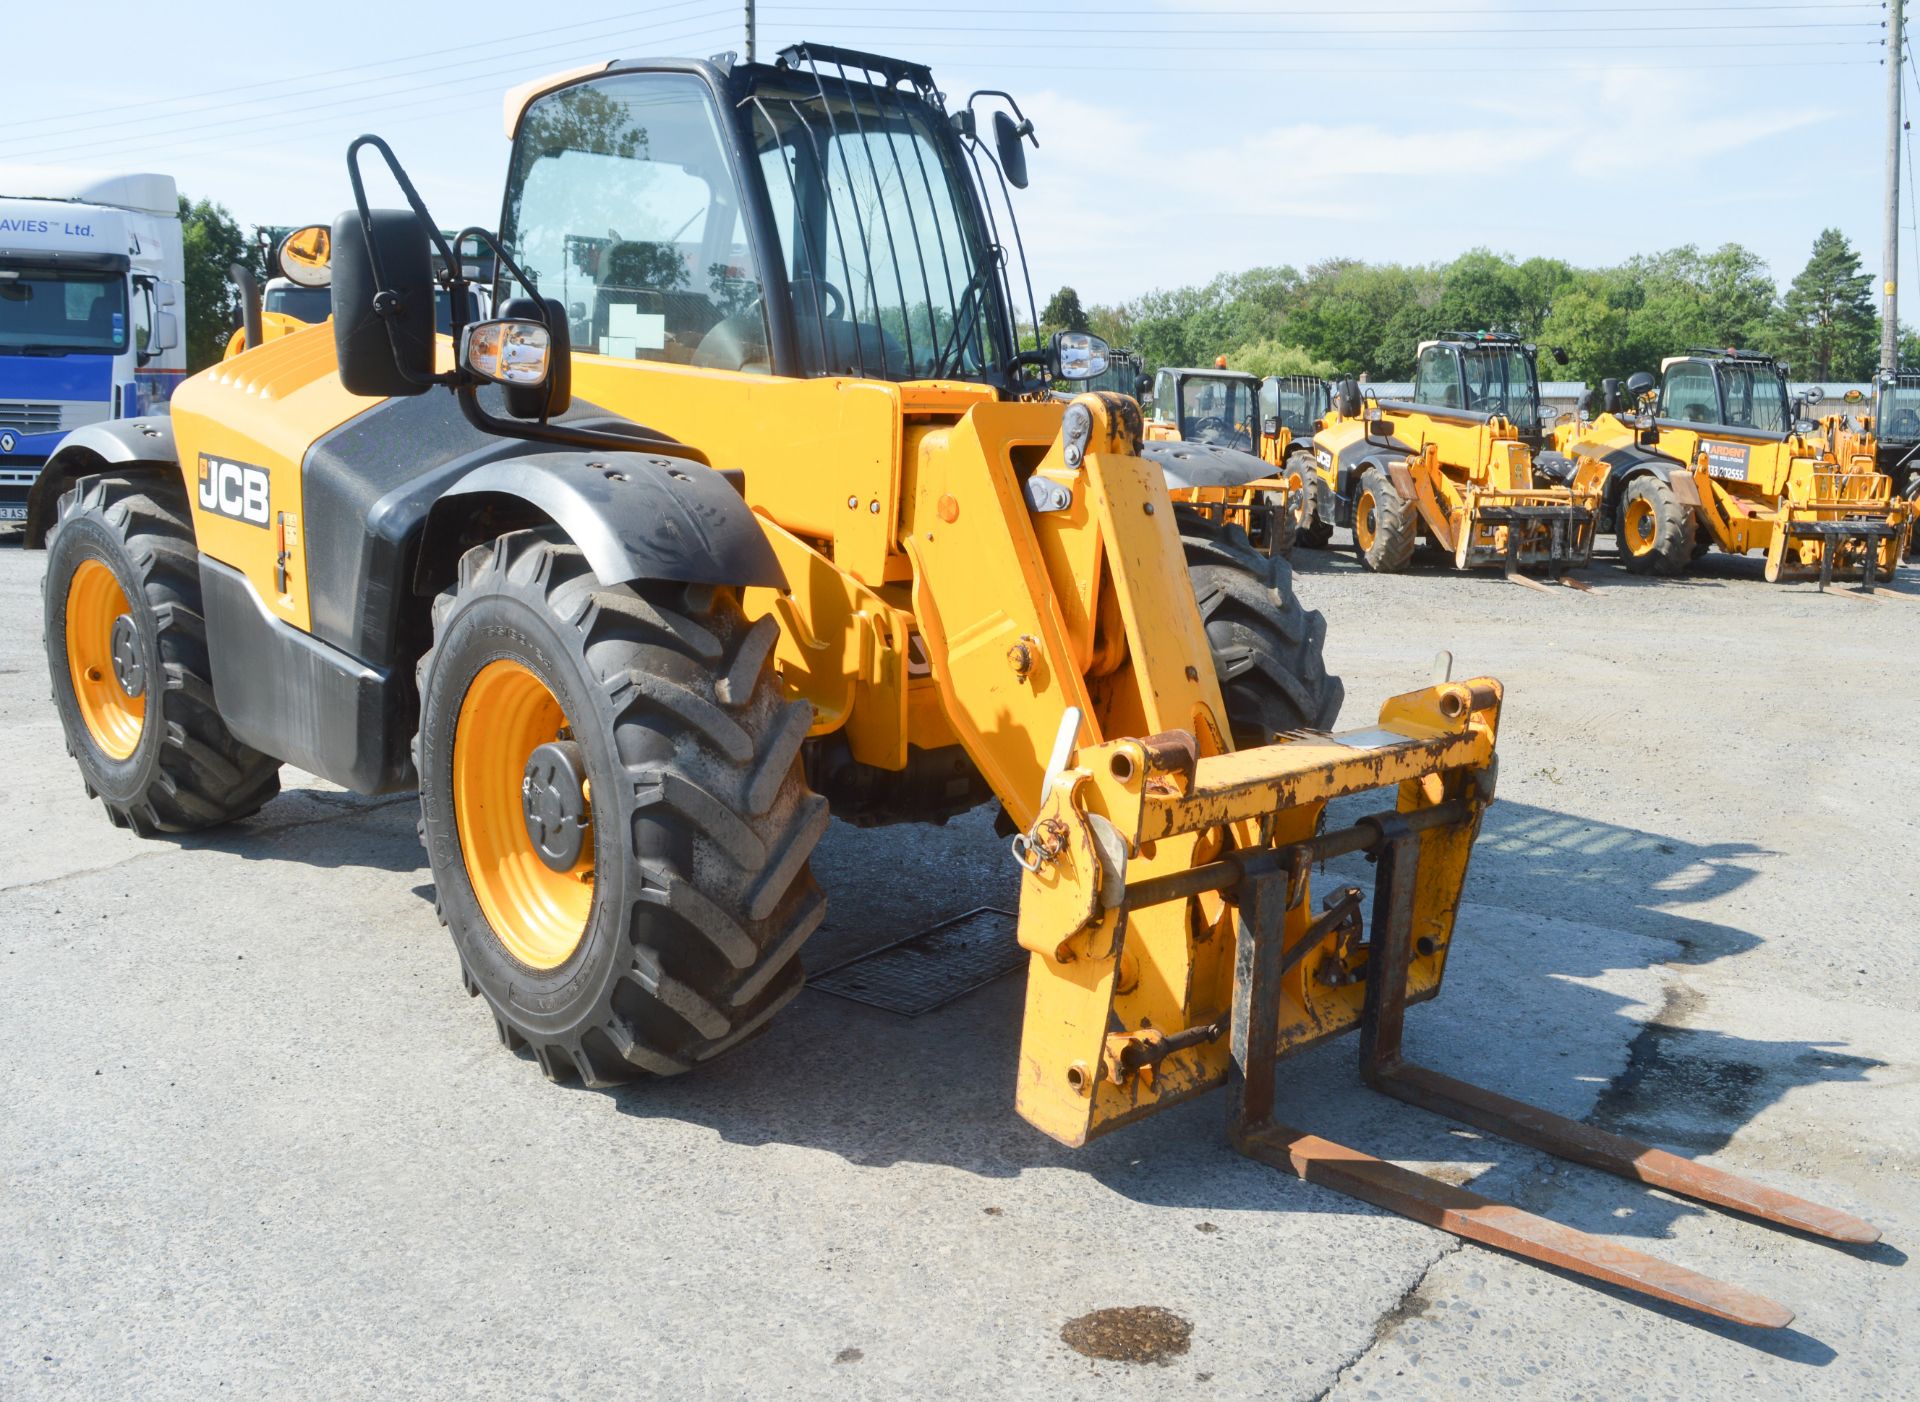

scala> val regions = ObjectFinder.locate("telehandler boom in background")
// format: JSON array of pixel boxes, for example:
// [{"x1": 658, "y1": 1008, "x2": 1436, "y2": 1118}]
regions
[{"x1": 34, "y1": 43, "x2": 1874, "y2": 1327}]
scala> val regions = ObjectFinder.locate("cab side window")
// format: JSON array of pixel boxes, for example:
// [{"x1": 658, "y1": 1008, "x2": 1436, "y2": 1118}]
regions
[
  {"x1": 1153, "y1": 370, "x2": 1177, "y2": 423},
  {"x1": 1659, "y1": 364, "x2": 1719, "y2": 424},
  {"x1": 501, "y1": 74, "x2": 770, "y2": 373},
  {"x1": 1415, "y1": 347, "x2": 1458, "y2": 408}
]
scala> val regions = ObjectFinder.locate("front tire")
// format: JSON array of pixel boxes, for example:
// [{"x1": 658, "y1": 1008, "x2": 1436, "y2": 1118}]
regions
[
  {"x1": 1181, "y1": 515, "x2": 1343, "y2": 743},
  {"x1": 1617, "y1": 475, "x2": 1695, "y2": 575},
  {"x1": 1353, "y1": 465, "x2": 1417, "y2": 573},
  {"x1": 43, "y1": 474, "x2": 281, "y2": 834},
  {"x1": 414, "y1": 529, "x2": 828, "y2": 1086}
]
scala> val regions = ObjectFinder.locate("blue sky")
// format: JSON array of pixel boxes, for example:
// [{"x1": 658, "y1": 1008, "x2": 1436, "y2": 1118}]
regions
[{"x1": 1, "y1": 1, "x2": 1903, "y2": 306}]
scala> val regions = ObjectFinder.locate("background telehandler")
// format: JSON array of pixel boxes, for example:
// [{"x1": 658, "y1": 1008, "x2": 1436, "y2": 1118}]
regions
[
  {"x1": 34, "y1": 42, "x2": 1872, "y2": 1326},
  {"x1": 1141, "y1": 359, "x2": 1318, "y2": 556},
  {"x1": 1563, "y1": 349, "x2": 1911, "y2": 585},
  {"x1": 1301, "y1": 332, "x2": 1605, "y2": 577}
]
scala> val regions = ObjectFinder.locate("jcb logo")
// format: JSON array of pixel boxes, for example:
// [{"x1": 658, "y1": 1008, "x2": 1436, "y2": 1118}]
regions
[{"x1": 197, "y1": 454, "x2": 271, "y2": 527}]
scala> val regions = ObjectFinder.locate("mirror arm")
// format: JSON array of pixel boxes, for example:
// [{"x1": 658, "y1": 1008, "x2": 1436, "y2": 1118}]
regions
[{"x1": 345, "y1": 133, "x2": 463, "y2": 389}]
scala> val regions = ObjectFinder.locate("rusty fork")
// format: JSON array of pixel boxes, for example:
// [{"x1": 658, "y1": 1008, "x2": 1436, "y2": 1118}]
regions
[{"x1": 1226, "y1": 819, "x2": 1879, "y2": 1330}]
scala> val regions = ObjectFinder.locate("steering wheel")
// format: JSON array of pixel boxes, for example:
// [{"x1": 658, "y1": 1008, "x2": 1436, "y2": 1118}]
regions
[
  {"x1": 1190, "y1": 416, "x2": 1230, "y2": 439},
  {"x1": 789, "y1": 275, "x2": 847, "y2": 321},
  {"x1": 1890, "y1": 408, "x2": 1919, "y2": 438}
]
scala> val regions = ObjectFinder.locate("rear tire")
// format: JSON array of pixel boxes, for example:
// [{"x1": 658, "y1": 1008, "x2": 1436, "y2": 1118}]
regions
[
  {"x1": 1616, "y1": 475, "x2": 1695, "y2": 575},
  {"x1": 414, "y1": 528, "x2": 827, "y2": 1086},
  {"x1": 42, "y1": 474, "x2": 281, "y2": 834},
  {"x1": 1353, "y1": 465, "x2": 1417, "y2": 573},
  {"x1": 1181, "y1": 515, "x2": 1343, "y2": 742}
]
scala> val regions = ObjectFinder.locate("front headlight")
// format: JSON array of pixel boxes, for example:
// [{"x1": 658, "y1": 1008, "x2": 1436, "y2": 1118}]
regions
[{"x1": 1052, "y1": 331, "x2": 1110, "y2": 382}]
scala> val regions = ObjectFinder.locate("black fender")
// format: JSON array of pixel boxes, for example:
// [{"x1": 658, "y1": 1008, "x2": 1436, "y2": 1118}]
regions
[
  {"x1": 1140, "y1": 440, "x2": 1273, "y2": 491},
  {"x1": 1324, "y1": 435, "x2": 1414, "y2": 505},
  {"x1": 419, "y1": 451, "x2": 785, "y2": 599},
  {"x1": 24, "y1": 417, "x2": 176, "y2": 547},
  {"x1": 1561, "y1": 439, "x2": 1684, "y2": 521}
]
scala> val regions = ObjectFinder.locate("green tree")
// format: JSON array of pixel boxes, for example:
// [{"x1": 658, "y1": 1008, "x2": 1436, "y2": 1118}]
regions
[
  {"x1": 1041, "y1": 285, "x2": 1088, "y2": 334},
  {"x1": 1225, "y1": 338, "x2": 1336, "y2": 379},
  {"x1": 177, "y1": 195, "x2": 260, "y2": 372},
  {"x1": 1770, "y1": 228, "x2": 1877, "y2": 381}
]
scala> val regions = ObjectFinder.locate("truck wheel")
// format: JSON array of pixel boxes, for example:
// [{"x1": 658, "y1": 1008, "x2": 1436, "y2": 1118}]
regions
[
  {"x1": 1617, "y1": 475, "x2": 1695, "y2": 575},
  {"x1": 42, "y1": 475, "x2": 281, "y2": 834},
  {"x1": 1353, "y1": 466, "x2": 1417, "y2": 573},
  {"x1": 1181, "y1": 517, "x2": 1344, "y2": 741},
  {"x1": 1292, "y1": 453, "x2": 1334, "y2": 548},
  {"x1": 414, "y1": 528, "x2": 828, "y2": 1086}
]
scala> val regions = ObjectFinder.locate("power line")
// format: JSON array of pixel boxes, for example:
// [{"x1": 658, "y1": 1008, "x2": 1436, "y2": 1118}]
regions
[
  {"x1": 2, "y1": 16, "x2": 735, "y2": 165},
  {"x1": 13, "y1": 4, "x2": 732, "y2": 149},
  {"x1": 768, "y1": 18, "x2": 1882, "y2": 34},
  {"x1": 768, "y1": 1, "x2": 1879, "y2": 11},
  {"x1": 5, "y1": 0, "x2": 726, "y2": 137}
]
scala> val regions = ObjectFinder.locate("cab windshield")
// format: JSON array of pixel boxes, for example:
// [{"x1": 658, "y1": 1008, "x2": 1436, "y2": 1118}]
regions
[
  {"x1": 0, "y1": 268, "x2": 129, "y2": 354},
  {"x1": 1178, "y1": 374, "x2": 1257, "y2": 450},
  {"x1": 1719, "y1": 362, "x2": 1790, "y2": 434},
  {"x1": 1459, "y1": 346, "x2": 1538, "y2": 430}
]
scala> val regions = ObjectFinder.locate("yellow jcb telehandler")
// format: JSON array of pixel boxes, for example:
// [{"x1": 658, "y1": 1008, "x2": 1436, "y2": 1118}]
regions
[
  {"x1": 1562, "y1": 350, "x2": 1911, "y2": 587},
  {"x1": 34, "y1": 43, "x2": 1873, "y2": 1325},
  {"x1": 1302, "y1": 333, "x2": 1606, "y2": 578},
  {"x1": 1141, "y1": 359, "x2": 1321, "y2": 557}
]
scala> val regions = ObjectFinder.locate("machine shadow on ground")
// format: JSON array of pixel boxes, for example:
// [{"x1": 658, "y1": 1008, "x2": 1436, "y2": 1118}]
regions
[{"x1": 598, "y1": 798, "x2": 1886, "y2": 1298}]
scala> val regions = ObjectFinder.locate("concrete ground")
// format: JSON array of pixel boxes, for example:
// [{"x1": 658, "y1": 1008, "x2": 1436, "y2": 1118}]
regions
[{"x1": 3, "y1": 531, "x2": 1915, "y2": 1400}]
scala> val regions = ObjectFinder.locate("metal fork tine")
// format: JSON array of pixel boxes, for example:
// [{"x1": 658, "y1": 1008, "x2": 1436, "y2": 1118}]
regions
[
  {"x1": 1235, "y1": 1123, "x2": 1797, "y2": 1330},
  {"x1": 1370, "y1": 1061, "x2": 1882, "y2": 1246}
]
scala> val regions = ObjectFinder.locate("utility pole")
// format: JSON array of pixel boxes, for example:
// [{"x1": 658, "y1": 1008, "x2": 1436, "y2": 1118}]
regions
[
  {"x1": 745, "y1": 0, "x2": 756, "y2": 63},
  {"x1": 1884, "y1": 0, "x2": 1904, "y2": 373}
]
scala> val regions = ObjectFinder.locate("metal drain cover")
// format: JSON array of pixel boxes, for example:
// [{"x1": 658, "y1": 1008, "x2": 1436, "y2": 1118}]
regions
[{"x1": 809, "y1": 906, "x2": 1024, "y2": 1017}]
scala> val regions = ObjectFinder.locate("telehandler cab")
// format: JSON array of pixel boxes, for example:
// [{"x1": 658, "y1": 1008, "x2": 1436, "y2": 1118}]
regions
[
  {"x1": 1815, "y1": 372, "x2": 1920, "y2": 559},
  {"x1": 37, "y1": 44, "x2": 1873, "y2": 1325},
  {"x1": 1141, "y1": 361, "x2": 1315, "y2": 557},
  {"x1": 1564, "y1": 350, "x2": 1911, "y2": 586},
  {"x1": 1303, "y1": 333, "x2": 1605, "y2": 577}
]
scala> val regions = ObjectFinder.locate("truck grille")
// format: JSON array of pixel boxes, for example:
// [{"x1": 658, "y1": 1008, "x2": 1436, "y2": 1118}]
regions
[
  {"x1": 0, "y1": 402, "x2": 63, "y2": 433},
  {"x1": 0, "y1": 401, "x2": 108, "y2": 433}
]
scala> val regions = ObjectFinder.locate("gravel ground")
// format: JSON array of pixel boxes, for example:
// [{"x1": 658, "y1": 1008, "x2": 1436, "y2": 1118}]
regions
[{"x1": 2, "y1": 529, "x2": 1915, "y2": 1400}]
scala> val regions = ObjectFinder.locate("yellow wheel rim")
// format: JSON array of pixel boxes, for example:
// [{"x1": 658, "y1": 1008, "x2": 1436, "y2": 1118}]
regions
[
  {"x1": 1624, "y1": 496, "x2": 1656, "y2": 553},
  {"x1": 452, "y1": 659, "x2": 593, "y2": 970},
  {"x1": 1355, "y1": 491, "x2": 1378, "y2": 552},
  {"x1": 65, "y1": 557, "x2": 145, "y2": 760}
]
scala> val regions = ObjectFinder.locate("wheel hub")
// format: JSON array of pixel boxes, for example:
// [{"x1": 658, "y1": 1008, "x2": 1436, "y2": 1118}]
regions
[
  {"x1": 520, "y1": 740, "x2": 589, "y2": 872},
  {"x1": 109, "y1": 614, "x2": 144, "y2": 698}
]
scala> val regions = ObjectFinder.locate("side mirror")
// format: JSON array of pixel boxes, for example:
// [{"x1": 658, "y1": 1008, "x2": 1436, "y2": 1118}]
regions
[
  {"x1": 462, "y1": 319, "x2": 549, "y2": 385},
  {"x1": 1600, "y1": 376, "x2": 1623, "y2": 413},
  {"x1": 1051, "y1": 329, "x2": 1109, "y2": 381},
  {"x1": 993, "y1": 109, "x2": 1030, "y2": 189},
  {"x1": 151, "y1": 310, "x2": 180, "y2": 352},
  {"x1": 496, "y1": 296, "x2": 571, "y2": 419},
  {"x1": 1333, "y1": 378, "x2": 1363, "y2": 419},
  {"x1": 276, "y1": 224, "x2": 333, "y2": 288},
  {"x1": 156, "y1": 281, "x2": 178, "y2": 309},
  {"x1": 1134, "y1": 374, "x2": 1153, "y2": 402},
  {"x1": 1550, "y1": 345, "x2": 1569, "y2": 366},
  {"x1": 331, "y1": 209, "x2": 436, "y2": 397},
  {"x1": 1625, "y1": 371, "x2": 1656, "y2": 401}
]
